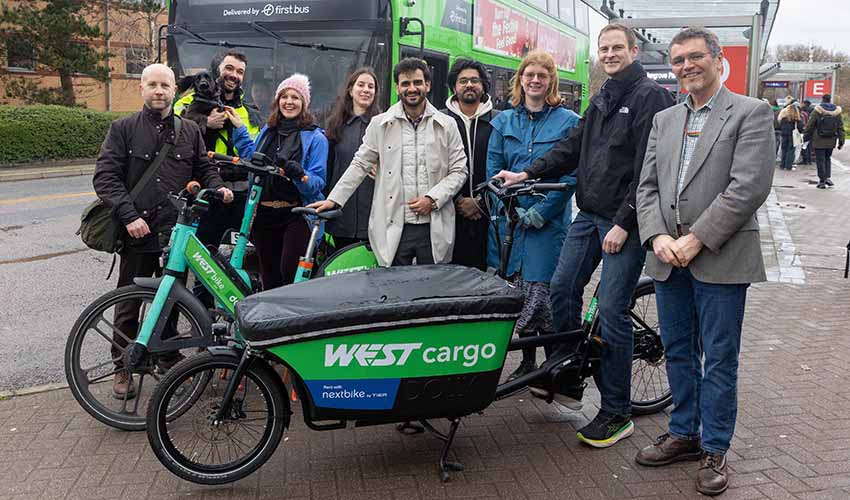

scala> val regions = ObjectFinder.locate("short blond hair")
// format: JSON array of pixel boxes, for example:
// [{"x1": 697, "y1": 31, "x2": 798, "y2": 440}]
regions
[{"x1": 510, "y1": 49, "x2": 561, "y2": 108}]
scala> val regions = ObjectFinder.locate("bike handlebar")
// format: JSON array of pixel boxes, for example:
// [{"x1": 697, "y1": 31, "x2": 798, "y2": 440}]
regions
[
  {"x1": 474, "y1": 178, "x2": 569, "y2": 198},
  {"x1": 206, "y1": 151, "x2": 287, "y2": 179}
]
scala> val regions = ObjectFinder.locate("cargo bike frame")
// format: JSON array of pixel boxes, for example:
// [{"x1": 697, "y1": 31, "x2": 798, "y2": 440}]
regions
[{"x1": 144, "y1": 179, "x2": 670, "y2": 484}]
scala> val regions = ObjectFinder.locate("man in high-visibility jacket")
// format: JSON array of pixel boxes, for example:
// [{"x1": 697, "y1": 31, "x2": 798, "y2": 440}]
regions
[{"x1": 174, "y1": 49, "x2": 262, "y2": 247}]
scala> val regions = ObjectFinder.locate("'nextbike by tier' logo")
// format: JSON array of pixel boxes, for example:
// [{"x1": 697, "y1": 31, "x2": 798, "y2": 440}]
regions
[{"x1": 325, "y1": 342, "x2": 498, "y2": 369}]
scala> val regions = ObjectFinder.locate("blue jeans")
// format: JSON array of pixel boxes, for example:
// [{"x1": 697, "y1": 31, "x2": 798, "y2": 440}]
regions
[
  {"x1": 654, "y1": 268, "x2": 748, "y2": 455},
  {"x1": 549, "y1": 210, "x2": 646, "y2": 418}
]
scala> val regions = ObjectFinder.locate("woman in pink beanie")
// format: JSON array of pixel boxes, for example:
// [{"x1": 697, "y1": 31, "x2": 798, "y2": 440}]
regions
[{"x1": 241, "y1": 73, "x2": 328, "y2": 289}]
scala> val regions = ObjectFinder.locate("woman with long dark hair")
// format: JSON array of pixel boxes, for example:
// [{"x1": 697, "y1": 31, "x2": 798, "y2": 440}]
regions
[
  {"x1": 237, "y1": 73, "x2": 328, "y2": 289},
  {"x1": 322, "y1": 67, "x2": 381, "y2": 249}
]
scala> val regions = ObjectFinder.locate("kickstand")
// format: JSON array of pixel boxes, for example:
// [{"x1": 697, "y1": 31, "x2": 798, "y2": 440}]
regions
[
  {"x1": 396, "y1": 420, "x2": 425, "y2": 434},
  {"x1": 420, "y1": 418, "x2": 464, "y2": 482}
]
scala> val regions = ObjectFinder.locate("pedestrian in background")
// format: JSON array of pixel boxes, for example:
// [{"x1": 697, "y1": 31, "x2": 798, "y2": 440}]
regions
[
  {"x1": 804, "y1": 93, "x2": 845, "y2": 189},
  {"x1": 799, "y1": 99, "x2": 814, "y2": 165},
  {"x1": 442, "y1": 58, "x2": 499, "y2": 270},
  {"x1": 323, "y1": 67, "x2": 382, "y2": 250},
  {"x1": 486, "y1": 49, "x2": 580, "y2": 381},
  {"x1": 242, "y1": 73, "x2": 328, "y2": 289},
  {"x1": 777, "y1": 99, "x2": 803, "y2": 170},
  {"x1": 636, "y1": 27, "x2": 775, "y2": 496}
]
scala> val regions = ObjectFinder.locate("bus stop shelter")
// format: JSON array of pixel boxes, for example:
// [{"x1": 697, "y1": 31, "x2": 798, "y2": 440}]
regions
[
  {"x1": 586, "y1": 0, "x2": 780, "y2": 96},
  {"x1": 760, "y1": 61, "x2": 842, "y2": 103}
]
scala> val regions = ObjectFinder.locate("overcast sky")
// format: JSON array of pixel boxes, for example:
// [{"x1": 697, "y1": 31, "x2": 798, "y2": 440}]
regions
[
  {"x1": 588, "y1": 0, "x2": 850, "y2": 55},
  {"x1": 767, "y1": 0, "x2": 849, "y2": 54}
]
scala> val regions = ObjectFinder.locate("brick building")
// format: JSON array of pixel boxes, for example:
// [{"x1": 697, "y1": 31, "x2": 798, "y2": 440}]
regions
[{"x1": 0, "y1": 1, "x2": 168, "y2": 112}]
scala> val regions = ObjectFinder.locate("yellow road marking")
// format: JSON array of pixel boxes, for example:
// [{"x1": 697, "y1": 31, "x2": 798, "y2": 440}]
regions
[{"x1": 0, "y1": 191, "x2": 96, "y2": 206}]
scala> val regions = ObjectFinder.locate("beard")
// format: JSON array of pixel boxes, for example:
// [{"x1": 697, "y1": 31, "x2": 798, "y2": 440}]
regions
[
  {"x1": 403, "y1": 91, "x2": 424, "y2": 107},
  {"x1": 458, "y1": 89, "x2": 482, "y2": 104}
]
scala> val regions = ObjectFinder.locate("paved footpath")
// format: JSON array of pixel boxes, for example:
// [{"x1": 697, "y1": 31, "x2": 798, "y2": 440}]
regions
[{"x1": 2, "y1": 156, "x2": 850, "y2": 500}]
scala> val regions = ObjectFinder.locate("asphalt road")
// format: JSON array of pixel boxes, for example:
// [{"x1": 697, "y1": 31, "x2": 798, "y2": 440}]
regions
[{"x1": 0, "y1": 175, "x2": 117, "y2": 391}]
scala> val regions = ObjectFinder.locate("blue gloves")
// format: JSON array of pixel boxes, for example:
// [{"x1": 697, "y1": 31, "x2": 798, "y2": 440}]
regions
[{"x1": 516, "y1": 207, "x2": 546, "y2": 229}]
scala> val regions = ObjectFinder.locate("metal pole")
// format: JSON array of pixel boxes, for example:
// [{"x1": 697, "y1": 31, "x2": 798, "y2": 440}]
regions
[
  {"x1": 747, "y1": 13, "x2": 761, "y2": 97},
  {"x1": 832, "y1": 67, "x2": 838, "y2": 100}
]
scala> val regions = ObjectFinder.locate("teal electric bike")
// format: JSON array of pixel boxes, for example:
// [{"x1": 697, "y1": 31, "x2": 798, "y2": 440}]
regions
[{"x1": 65, "y1": 151, "x2": 378, "y2": 430}]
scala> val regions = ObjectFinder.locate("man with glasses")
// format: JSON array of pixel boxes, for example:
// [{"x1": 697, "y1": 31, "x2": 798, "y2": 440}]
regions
[
  {"x1": 496, "y1": 23, "x2": 674, "y2": 448},
  {"x1": 441, "y1": 58, "x2": 499, "y2": 269},
  {"x1": 636, "y1": 27, "x2": 774, "y2": 496}
]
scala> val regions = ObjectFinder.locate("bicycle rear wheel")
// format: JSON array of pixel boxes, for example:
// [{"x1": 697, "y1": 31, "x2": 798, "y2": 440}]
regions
[
  {"x1": 629, "y1": 280, "x2": 672, "y2": 415},
  {"x1": 146, "y1": 351, "x2": 289, "y2": 484},
  {"x1": 64, "y1": 285, "x2": 210, "y2": 431}
]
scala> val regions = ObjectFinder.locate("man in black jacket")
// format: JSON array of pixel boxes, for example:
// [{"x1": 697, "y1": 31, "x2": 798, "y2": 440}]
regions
[
  {"x1": 441, "y1": 58, "x2": 498, "y2": 270},
  {"x1": 496, "y1": 24, "x2": 674, "y2": 448},
  {"x1": 93, "y1": 63, "x2": 233, "y2": 399}
]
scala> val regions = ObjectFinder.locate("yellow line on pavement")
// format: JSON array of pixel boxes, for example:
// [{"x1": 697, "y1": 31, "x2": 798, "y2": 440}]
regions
[{"x1": 0, "y1": 191, "x2": 95, "y2": 206}]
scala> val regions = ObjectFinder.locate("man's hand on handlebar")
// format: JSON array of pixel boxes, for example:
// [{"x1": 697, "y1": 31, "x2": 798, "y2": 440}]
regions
[
  {"x1": 306, "y1": 199, "x2": 339, "y2": 212},
  {"x1": 217, "y1": 186, "x2": 234, "y2": 204},
  {"x1": 493, "y1": 170, "x2": 529, "y2": 187},
  {"x1": 126, "y1": 218, "x2": 151, "y2": 239}
]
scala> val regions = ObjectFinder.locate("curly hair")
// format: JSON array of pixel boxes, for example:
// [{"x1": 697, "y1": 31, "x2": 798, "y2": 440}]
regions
[{"x1": 447, "y1": 58, "x2": 491, "y2": 96}]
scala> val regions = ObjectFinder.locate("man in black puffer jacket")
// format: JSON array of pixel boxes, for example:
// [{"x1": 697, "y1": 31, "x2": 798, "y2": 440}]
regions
[{"x1": 495, "y1": 24, "x2": 674, "y2": 448}]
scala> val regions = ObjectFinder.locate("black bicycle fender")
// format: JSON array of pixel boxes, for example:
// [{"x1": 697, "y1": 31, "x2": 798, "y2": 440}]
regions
[{"x1": 206, "y1": 345, "x2": 241, "y2": 358}]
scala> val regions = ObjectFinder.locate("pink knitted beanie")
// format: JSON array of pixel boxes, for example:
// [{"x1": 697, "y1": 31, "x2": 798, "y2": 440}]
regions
[{"x1": 276, "y1": 73, "x2": 311, "y2": 109}]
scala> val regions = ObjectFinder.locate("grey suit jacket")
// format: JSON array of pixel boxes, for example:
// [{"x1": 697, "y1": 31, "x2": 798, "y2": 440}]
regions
[{"x1": 637, "y1": 86, "x2": 776, "y2": 284}]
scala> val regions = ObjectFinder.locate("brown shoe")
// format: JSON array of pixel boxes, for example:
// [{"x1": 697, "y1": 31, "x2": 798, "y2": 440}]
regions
[
  {"x1": 156, "y1": 352, "x2": 186, "y2": 374},
  {"x1": 112, "y1": 371, "x2": 137, "y2": 400},
  {"x1": 635, "y1": 433, "x2": 702, "y2": 466},
  {"x1": 696, "y1": 452, "x2": 728, "y2": 496}
]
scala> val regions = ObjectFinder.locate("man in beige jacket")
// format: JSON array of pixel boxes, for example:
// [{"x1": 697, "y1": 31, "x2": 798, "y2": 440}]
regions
[{"x1": 310, "y1": 58, "x2": 468, "y2": 266}]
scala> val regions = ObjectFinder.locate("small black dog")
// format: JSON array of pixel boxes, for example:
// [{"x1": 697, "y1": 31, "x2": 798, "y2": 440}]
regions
[{"x1": 176, "y1": 70, "x2": 230, "y2": 152}]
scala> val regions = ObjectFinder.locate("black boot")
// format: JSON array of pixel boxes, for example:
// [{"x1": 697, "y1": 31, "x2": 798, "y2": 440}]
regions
[{"x1": 507, "y1": 347, "x2": 537, "y2": 381}]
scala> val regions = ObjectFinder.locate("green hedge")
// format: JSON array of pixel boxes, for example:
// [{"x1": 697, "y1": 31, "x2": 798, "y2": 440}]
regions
[{"x1": 0, "y1": 105, "x2": 128, "y2": 164}]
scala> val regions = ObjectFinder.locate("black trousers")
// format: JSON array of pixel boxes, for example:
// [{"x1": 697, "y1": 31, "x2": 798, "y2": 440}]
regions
[
  {"x1": 815, "y1": 148, "x2": 834, "y2": 182},
  {"x1": 392, "y1": 224, "x2": 434, "y2": 266},
  {"x1": 111, "y1": 251, "x2": 180, "y2": 368},
  {"x1": 252, "y1": 206, "x2": 311, "y2": 290}
]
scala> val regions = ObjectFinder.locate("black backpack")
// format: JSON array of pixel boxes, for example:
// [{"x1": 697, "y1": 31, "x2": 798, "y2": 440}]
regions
[{"x1": 817, "y1": 114, "x2": 841, "y2": 138}]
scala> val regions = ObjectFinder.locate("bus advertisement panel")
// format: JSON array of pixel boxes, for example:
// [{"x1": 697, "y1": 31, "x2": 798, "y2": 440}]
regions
[{"x1": 473, "y1": 0, "x2": 576, "y2": 72}]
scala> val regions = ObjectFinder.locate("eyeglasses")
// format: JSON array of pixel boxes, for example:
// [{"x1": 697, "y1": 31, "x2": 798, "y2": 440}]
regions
[
  {"x1": 671, "y1": 52, "x2": 710, "y2": 67},
  {"x1": 457, "y1": 77, "x2": 482, "y2": 86},
  {"x1": 522, "y1": 71, "x2": 550, "y2": 81}
]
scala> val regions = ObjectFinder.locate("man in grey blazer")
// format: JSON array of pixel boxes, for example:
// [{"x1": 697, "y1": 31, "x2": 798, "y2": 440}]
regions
[{"x1": 635, "y1": 28, "x2": 775, "y2": 496}]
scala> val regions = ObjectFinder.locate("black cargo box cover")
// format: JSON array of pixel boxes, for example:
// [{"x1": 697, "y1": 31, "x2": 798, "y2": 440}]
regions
[{"x1": 236, "y1": 265, "x2": 523, "y2": 345}]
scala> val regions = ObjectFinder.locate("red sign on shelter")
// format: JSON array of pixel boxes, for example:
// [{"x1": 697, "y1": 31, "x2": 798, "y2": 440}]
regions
[
  {"x1": 720, "y1": 46, "x2": 749, "y2": 95},
  {"x1": 806, "y1": 80, "x2": 832, "y2": 97}
]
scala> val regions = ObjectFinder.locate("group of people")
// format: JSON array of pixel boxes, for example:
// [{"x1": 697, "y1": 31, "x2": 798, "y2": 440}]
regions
[
  {"x1": 773, "y1": 94, "x2": 845, "y2": 188},
  {"x1": 93, "y1": 22, "x2": 779, "y2": 496}
]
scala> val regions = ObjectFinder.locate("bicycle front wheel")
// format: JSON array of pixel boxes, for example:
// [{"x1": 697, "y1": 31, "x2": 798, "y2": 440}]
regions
[
  {"x1": 629, "y1": 280, "x2": 672, "y2": 415},
  {"x1": 146, "y1": 351, "x2": 289, "y2": 485},
  {"x1": 64, "y1": 285, "x2": 210, "y2": 431}
]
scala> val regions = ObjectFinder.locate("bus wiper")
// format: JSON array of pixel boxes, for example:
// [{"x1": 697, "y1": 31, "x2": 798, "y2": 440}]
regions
[
  {"x1": 170, "y1": 24, "x2": 272, "y2": 50},
  {"x1": 170, "y1": 24, "x2": 207, "y2": 42},
  {"x1": 249, "y1": 22, "x2": 366, "y2": 54}
]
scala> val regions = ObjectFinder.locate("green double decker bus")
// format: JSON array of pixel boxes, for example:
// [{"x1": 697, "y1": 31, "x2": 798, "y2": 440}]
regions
[{"x1": 164, "y1": 0, "x2": 590, "y2": 117}]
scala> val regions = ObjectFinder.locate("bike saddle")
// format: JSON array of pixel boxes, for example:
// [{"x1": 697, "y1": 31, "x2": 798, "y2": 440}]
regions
[{"x1": 291, "y1": 207, "x2": 342, "y2": 220}]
